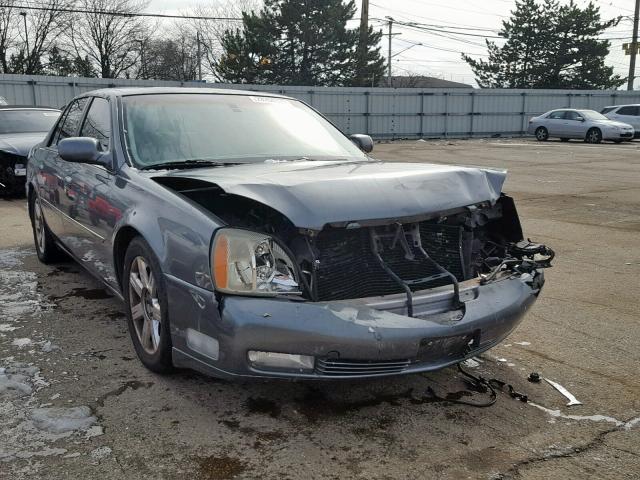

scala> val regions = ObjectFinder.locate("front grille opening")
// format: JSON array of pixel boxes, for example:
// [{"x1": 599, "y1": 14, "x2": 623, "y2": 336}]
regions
[{"x1": 312, "y1": 221, "x2": 468, "y2": 301}]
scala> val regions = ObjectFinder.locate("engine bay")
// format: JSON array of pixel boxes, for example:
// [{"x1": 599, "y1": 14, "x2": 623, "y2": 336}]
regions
[{"x1": 154, "y1": 177, "x2": 553, "y2": 308}]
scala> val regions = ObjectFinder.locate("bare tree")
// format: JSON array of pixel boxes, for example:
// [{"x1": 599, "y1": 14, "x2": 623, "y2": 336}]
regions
[
  {"x1": 134, "y1": 33, "x2": 199, "y2": 81},
  {"x1": 185, "y1": 0, "x2": 258, "y2": 80},
  {"x1": 0, "y1": 3, "x2": 18, "y2": 72},
  {"x1": 7, "y1": 0, "x2": 74, "y2": 74},
  {"x1": 69, "y1": 0, "x2": 152, "y2": 78}
]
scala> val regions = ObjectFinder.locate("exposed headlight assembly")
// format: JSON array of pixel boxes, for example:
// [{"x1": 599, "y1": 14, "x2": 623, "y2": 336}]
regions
[{"x1": 212, "y1": 228, "x2": 301, "y2": 296}]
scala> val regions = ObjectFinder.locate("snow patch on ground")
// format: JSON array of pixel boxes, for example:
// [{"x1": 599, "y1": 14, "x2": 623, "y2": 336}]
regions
[
  {"x1": 0, "y1": 250, "x2": 104, "y2": 467},
  {"x1": 41, "y1": 341, "x2": 60, "y2": 353},
  {"x1": 0, "y1": 324, "x2": 19, "y2": 332},
  {"x1": 0, "y1": 358, "x2": 100, "y2": 463},
  {"x1": 11, "y1": 338, "x2": 31, "y2": 348},
  {"x1": 31, "y1": 406, "x2": 96, "y2": 433},
  {"x1": 0, "y1": 248, "x2": 52, "y2": 324}
]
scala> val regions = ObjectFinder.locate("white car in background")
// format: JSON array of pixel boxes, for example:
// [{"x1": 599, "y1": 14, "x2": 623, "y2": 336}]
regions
[
  {"x1": 601, "y1": 104, "x2": 640, "y2": 138},
  {"x1": 528, "y1": 109, "x2": 634, "y2": 144}
]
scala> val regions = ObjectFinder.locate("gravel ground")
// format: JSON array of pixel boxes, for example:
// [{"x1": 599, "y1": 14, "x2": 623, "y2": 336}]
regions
[{"x1": 0, "y1": 137, "x2": 639, "y2": 479}]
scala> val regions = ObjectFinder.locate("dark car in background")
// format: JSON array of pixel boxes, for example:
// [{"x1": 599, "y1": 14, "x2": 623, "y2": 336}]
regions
[
  {"x1": 0, "y1": 106, "x2": 61, "y2": 196},
  {"x1": 26, "y1": 88, "x2": 553, "y2": 380}
]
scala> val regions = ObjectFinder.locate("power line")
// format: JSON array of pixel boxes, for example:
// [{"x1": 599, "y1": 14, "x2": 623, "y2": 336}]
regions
[
  {"x1": 0, "y1": 3, "x2": 243, "y2": 21},
  {"x1": 368, "y1": 1, "x2": 502, "y2": 31},
  {"x1": 393, "y1": 20, "x2": 503, "y2": 39},
  {"x1": 396, "y1": 36, "x2": 487, "y2": 56}
]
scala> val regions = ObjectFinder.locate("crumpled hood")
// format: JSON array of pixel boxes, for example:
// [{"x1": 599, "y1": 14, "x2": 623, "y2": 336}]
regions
[
  {"x1": 160, "y1": 160, "x2": 507, "y2": 231},
  {"x1": 0, "y1": 132, "x2": 47, "y2": 156}
]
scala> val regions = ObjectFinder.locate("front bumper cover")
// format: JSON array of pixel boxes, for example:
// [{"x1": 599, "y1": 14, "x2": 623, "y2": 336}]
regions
[{"x1": 169, "y1": 270, "x2": 543, "y2": 380}]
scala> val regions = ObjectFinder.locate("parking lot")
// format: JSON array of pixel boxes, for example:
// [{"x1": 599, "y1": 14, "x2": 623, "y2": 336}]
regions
[{"x1": 1, "y1": 137, "x2": 639, "y2": 479}]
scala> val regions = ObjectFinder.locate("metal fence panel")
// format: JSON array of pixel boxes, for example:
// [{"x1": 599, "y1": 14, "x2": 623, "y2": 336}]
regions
[{"x1": 3, "y1": 74, "x2": 640, "y2": 139}]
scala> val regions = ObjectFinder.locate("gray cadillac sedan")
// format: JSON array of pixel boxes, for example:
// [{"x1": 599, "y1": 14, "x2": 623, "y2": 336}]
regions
[{"x1": 27, "y1": 88, "x2": 553, "y2": 380}]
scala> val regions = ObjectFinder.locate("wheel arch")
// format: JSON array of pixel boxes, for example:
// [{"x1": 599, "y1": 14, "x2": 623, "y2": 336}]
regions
[
  {"x1": 113, "y1": 225, "x2": 142, "y2": 290},
  {"x1": 27, "y1": 182, "x2": 35, "y2": 220},
  {"x1": 585, "y1": 126, "x2": 602, "y2": 142}
]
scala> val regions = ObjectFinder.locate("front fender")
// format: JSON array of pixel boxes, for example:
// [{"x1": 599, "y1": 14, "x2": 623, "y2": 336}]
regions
[{"x1": 112, "y1": 170, "x2": 221, "y2": 291}]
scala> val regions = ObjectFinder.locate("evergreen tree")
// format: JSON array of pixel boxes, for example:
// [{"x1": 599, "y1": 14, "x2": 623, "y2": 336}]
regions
[
  {"x1": 217, "y1": 0, "x2": 385, "y2": 86},
  {"x1": 46, "y1": 46, "x2": 96, "y2": 77},
  {"x1": 464, "y1": 0, "x2": 623, "y2": 89}
]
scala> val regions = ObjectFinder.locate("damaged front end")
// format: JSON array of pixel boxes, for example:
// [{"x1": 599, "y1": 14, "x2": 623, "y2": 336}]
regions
[{"x1": 156, "y1": 174, "x2": 554, "y2": 379}]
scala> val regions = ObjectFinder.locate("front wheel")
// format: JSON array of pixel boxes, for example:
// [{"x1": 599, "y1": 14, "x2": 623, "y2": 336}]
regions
[
  {"x1": 535, "y1": 127, "x2": 549, "y2": 141},
  {"x1": 585, "y1": 128, "x2": 602, "y2": 144},
  {"x1": 123, "y1": 237, "x2": 173, "y2": 373}
]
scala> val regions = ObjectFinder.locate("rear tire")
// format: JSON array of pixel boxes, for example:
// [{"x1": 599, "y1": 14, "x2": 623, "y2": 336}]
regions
[
  {"x1": 29, "y1": 190, "x2": 64, "y2": 264},
  {"x1": 535, "y1": 127, "x2": 549, "y2": 141},
  {"x1": 585, "y1": 128, "x2": 602, "y2": 144},
  {"x1": 122, "y1": 236, "x2": 173, "y2": 374}
]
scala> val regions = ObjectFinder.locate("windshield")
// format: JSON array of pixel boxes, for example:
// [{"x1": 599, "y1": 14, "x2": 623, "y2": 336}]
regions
[
  {"x1": 580, "y1": 110, "x2": 608, "y2": 121},
  {"x1": 122, "y1": 93, "x2": 367, "y2": 168},
  {"x1": 0, "y1": 109, "x2": 60, "y2": 134}
]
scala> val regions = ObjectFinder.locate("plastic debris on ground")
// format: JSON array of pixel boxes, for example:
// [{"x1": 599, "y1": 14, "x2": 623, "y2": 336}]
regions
[{"x1": 544, "y1": 378, "x2": 583, "y2": 406}]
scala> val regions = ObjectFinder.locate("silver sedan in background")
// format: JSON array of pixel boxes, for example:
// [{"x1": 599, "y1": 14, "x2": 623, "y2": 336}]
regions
[{"x1": 527, "y1": 109, "x2": 634, "y2": 143}]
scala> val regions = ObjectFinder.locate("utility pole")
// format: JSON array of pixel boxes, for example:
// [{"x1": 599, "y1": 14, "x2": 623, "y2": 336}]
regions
[
  {"x1": 357, "y1": 0, "x2": 369, "y2": 86},
  {"x1": 629, "y1": 0, "x2": 640, "y2": 90},
  {"x1": 196, "y1": 30, "x2": 202, "y2": 81},
  {"x1": 19, "y1": 12, "x2": 29, "y2": 71},
  {"x1": 386, "y1": 16, "x2": 393, "y2": 87}
]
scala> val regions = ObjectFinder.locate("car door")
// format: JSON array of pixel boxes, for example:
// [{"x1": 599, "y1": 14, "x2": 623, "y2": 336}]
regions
[
  {"x1": 545, "y1": 110, "x2": 567, "y2": 136},
  {"x1": 63, "y1": 96, "x2": 120, "y2": 287},
  {"x1": 34, "y1": 99, "x2": 88, "y2": 238},
  {"x1": 563, "y1": 110, "x2": 587, "y2": 138},
  {"x1": 48, "y1": 97, "x2": 91, "y2": 249},
  {"x1": 610, "y1": 106, "x2": 640, "y2": 131}
]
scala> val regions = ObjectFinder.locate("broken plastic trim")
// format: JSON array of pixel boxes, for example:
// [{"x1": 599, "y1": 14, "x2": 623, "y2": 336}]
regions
[{"x1": 369, "y1": 223, "x2": 463, "y2": 317}]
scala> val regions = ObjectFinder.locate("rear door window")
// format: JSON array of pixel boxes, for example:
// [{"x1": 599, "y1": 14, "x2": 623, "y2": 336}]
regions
[
  {"x1": 53, "y1": 97, "x2": 89, "y2": 145},
  {"x1": 616, "y1": 106, "x2": 639, "y2": 116},
  {"x1": 565, "y1": 111, "x2": 584, "y2": 121},
  {"x1": 79, "y1": 97, "x2": 111, "y2": 151}
]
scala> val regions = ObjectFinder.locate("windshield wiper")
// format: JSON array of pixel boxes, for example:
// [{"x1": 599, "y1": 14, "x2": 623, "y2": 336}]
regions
[{"x1": 139, "y1": 160, "x2": 235, "y2": 171}]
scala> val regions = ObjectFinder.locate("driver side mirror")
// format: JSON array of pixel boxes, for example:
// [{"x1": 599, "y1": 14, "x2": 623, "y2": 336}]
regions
[
  {"x1": 576, "y1": 116, "x2": 585, "y2": 122},
  {"x1": 349, "y1": 134, "x2": 374, "y2": 153},
  {"x1": 58, "y1": 137, "x2": 105, "y2": 165}
]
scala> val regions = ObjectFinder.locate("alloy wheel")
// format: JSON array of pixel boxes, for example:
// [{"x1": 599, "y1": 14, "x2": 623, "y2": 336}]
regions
[
  {"x1": 587, "y1": 129, "x2": 601, "y2": 143},
  {"x1": 128, "y1": 256, "x2": 162, "y2": 354},
  {"x1": 535, "y1": 128, "x2": 548, "y2": 141}
]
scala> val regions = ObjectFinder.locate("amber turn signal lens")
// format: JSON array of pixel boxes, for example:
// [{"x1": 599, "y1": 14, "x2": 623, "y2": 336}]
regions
[{"x1": 213, "y1": 234, "x2": 229, "y2": 289}]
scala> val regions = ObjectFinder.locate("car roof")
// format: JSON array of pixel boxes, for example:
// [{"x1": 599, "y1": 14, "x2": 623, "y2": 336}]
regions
[
  {"x1": 602, "y1": 104, "x2": 640, "y2": 108},
  {"x1": 82, "y1": 87, "x2": 292, "y2": 100},
  {"x1": 547, "y1": 108, "x2": 589, "y2": 113},
  {"x1": 0, "y1": 105, "x2": 60, "y2": 110}
]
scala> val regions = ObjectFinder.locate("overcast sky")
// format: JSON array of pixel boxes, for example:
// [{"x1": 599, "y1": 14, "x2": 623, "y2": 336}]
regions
[{"x1": 146, "y1": 0, "x2": 635, "y2": 87}]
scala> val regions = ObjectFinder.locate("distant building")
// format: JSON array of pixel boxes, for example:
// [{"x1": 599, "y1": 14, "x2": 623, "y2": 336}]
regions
[{"x1": 380, "y1": 76, "x2": 473, "y2": 88}]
